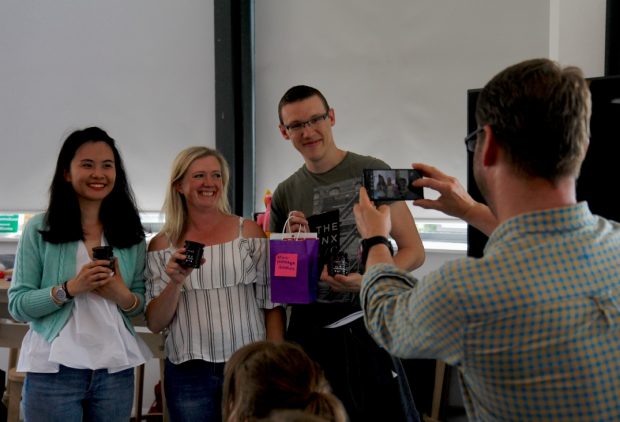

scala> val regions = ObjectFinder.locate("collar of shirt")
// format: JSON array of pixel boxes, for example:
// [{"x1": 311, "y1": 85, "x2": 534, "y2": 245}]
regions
[{"x1": 485, "y1": 202, "x2": 594, "y2": 254}]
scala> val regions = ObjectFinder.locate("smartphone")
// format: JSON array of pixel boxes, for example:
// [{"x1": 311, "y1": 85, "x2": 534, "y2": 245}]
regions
[{"x1": 362, "y1": 168, "x2": 424, "y2": 201}]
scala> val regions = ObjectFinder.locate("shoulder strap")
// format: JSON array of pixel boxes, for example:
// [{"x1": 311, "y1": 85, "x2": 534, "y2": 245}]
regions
[{"x1": 238, "y1": 217, "x2": 244, "y2": 237}]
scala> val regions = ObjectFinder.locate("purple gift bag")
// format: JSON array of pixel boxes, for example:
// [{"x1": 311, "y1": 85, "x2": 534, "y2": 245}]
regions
[{"x1": 269, "y1": 233, "x2": 319, "y2": 304}]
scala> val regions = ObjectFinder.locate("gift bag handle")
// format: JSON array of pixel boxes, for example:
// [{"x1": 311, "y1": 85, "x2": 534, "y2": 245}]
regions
[{"x1": 283, "y1": 212, "x2": 304, "y2": 240}]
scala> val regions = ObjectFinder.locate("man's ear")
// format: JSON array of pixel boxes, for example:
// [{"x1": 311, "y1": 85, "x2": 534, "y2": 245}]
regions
[
  {"x1": 278, "y1": 124, "x2": 290, "y2": 140},
  {"x1": 481, "y1": 125, "x2": 499, "y2": 167},
  {"x1": 580, "y1": 136, "x2": 590, "y2": 161},
  {"x1": 328, "y1": 108, "x2": 336, "y2": 127}
]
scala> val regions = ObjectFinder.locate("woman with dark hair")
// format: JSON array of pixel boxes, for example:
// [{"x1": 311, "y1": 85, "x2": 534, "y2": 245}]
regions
[
  {"x1": 223, "y1": 341, "x2": 347, "y2": 422},
  {"x1": 8, "y1": 126, "x2": 149, "y2": 421}
]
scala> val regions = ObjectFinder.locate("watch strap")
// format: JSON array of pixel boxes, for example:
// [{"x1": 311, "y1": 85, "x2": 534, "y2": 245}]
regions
[
  {"x1": 361, "y1": 236, "x2": 394, "y2": 269},
  {"x1": 62, "y1": 280, "x2": 73, "y2": 300}
]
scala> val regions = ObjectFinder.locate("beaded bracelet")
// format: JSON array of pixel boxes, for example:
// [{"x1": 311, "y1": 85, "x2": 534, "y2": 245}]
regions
[{"x1": 121, "y1": 293, "x2": 139, "y2": 313}]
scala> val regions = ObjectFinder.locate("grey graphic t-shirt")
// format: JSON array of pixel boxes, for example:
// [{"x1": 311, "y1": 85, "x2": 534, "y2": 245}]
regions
[{"x1": 270, "y1": 151, "x2": 390, "y2": 306}]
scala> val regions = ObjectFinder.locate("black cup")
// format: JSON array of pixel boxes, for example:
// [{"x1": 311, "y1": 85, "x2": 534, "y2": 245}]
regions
[
  {"x1": 92, "y1": 246, "x2": 115, "y2": 270},
  {"x1": 178, "y1": 240, "x2": 205, "y2": 268},
  {"x1": 328, "y1": 252, "x2": 350, "y2": 277}
]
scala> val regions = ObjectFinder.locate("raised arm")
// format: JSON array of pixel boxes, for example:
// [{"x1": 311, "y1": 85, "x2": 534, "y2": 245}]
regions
[
  {"x1": 411, "y1": 162, "x2": 498, "y2": 236},
  {"x1": 144, "y1": 233, "x2": 191, "y2": 333},
  {"x1": 388, "y1": 201, "x2": 425, "y2": 271}
]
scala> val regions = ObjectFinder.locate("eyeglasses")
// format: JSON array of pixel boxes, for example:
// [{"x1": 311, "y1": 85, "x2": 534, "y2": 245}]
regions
[
  {"x1": 464, "y1": 127, "x2": 484, "y2": 152},
  {"x1": 283, "y1": 112, "x2": 329, "y2": 132}
]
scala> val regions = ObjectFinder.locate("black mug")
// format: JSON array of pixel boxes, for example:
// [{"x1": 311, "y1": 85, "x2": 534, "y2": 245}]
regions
[
  {"x1": 328, "y1": 252, "x2": 350, "y2": 277},
  {"x1": 92, "y1": 246, "x2": 115, "y2": 270},
  {"x1": 178, "y1": 240, "x2": 205, "y2": 269}
]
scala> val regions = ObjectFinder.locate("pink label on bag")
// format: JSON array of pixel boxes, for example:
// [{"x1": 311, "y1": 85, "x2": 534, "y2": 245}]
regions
[{"x1": 274, "y1": 253, "x2": 298, "y2": 277}]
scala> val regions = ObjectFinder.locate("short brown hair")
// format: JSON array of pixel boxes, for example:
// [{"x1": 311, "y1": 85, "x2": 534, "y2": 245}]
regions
[
  {"x1": 475, "y1": 58, "x2": 591, "y2": 181},
  {"x1": 278, "y1": 85, "x2": 330, "y2": 124},
  {"x1": 223, "y1": 341, "x2": 347, "y2": 422}
]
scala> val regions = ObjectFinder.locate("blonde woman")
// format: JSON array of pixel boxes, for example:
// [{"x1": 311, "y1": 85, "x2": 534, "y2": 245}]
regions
[{"x1": 145, "y1": 146, "x2": 284, "y2": 422}]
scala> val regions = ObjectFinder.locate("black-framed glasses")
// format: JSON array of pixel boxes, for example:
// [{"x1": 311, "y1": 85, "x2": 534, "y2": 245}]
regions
[
  {"x1": 284, "y1": 112, "x2": 329, "y2": 132},
  {"x1": 464, "y1": 127, "x2": 484, "y2": 152}
]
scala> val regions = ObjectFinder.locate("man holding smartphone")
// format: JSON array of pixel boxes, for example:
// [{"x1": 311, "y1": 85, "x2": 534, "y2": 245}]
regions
[
  {"x1": 269, "y1": 85, "x2": 424, "y2": 422},
  {"x1": 354, "y1": 58, "x2": 620, "y2": 420}
]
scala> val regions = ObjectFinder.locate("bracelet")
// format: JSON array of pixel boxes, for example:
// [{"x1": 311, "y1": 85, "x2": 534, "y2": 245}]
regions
[
  {"x1": 63, "y1": 280, "x2": 73, "y2": 299},
  {"x1": 121, "y1": 294, "x2": 139, "y2": 313}
]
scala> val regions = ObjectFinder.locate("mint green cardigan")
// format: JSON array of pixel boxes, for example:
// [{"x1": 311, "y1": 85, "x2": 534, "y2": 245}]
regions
[{"x1": 8, "y1": 213, "x2": 146, "y2": 343}]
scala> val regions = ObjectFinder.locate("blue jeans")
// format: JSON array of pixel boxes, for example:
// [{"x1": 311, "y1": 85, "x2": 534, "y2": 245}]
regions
[
  {"x1": 23, "y1": 366, "x2": 134, "y2": 422},
  {"x1": 164, "y1": 358, "x2": 225, "y2": 422}
]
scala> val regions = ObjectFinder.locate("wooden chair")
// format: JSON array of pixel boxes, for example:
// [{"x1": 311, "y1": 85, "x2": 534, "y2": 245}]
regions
[
  {"x1": 6, "y1": 366, "x2": 24, "y2": 422},
  {"x1": 0, "y1": 322, "x2": 27, "y2": 422},
  {"x1": 132, "y1": 330, "x2": 167, "y2": 422},
  {"x1": 423, "y1": 360, "x2": 450, "y2": 422},
  {"x1": 0, "y1": 321, "x2": 166, "y2": 422}
]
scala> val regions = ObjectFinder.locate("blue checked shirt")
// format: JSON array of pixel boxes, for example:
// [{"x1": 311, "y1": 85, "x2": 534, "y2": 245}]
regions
[{"x1": 361, "y1": 203, "x2": 620, "y2": 421}]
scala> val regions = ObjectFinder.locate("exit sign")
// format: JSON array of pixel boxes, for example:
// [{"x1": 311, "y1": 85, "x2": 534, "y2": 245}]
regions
[{"x1": 0, "y1": 215, "x2": 19, "y2": 234}]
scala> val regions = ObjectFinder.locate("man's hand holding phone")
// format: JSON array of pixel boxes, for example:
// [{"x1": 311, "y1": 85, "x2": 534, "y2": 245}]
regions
[
  {"x1": 362, "y1": 168, "x2": 424, "y2": 202},
  {"x1": 353, "y1": 187, "x2": 392, "y2": 239},
  {"x1": 411, "y1": 162, "x2": 498, "y2": 235}
]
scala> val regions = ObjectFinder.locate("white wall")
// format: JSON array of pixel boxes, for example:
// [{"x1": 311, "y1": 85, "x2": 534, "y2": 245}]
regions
[
  {"x1": 0, "y1": 1, "x2": 216, "y2": 413},
  {"x1": 0, "y1": 243, "x2": 17, "y2": 255},
  {"x1": 0, "y1": 0, "x2": 215, "y2": 213},
  {"x1": 549, "y1": 0, "x2": 606, "y2": 77},
  {"x1": 254, "y1": 0, "x2": 606, "y2": 218}
]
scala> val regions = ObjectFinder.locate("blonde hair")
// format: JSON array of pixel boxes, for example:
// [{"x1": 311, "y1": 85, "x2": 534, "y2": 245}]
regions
[
  {"x1": 223, "y1": 341, "x2": 347, "y2": 422},
  {"x1": 160, "y1": 146, "x2": 231, "y2": 244}
]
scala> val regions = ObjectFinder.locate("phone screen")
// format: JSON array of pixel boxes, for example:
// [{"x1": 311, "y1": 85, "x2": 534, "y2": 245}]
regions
[{"x1": 362, "y1": 169, "x2": 424, "y2": 201}]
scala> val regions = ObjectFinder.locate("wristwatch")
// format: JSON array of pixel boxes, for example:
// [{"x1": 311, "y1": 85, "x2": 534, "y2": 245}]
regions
[
  {"x1": 360, "y1": 236, "x2": 394, "y2": 269},
  {"x1": 53, "y1": 283, "x2": 72, "y2": 304}
]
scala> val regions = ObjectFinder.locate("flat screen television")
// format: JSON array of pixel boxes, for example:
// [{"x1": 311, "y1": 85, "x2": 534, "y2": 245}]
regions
[{"x1": 466, "y1": 75, "x2": 620, "y2": 257}]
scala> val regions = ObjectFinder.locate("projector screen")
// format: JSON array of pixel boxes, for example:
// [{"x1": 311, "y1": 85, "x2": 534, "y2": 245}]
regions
[
  {"x1": 254, "y1": 0, "x2": 550, "y2": 219},
  {"x1": 0, "y1": 0, "x2": 215, "y2": 212}
]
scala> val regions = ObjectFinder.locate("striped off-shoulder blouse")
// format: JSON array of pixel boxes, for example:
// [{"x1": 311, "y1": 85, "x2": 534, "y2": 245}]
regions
[{"x1": 145, "y1": 218, "x2": 276, "y2": 363}]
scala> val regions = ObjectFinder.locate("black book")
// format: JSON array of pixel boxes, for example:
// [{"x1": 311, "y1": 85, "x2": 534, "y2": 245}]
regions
[{"x1": 307, "y1": 209, "x2": 340, "y2": 272}]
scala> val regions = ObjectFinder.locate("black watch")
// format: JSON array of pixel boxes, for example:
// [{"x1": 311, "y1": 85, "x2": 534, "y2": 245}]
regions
[
  {"x1": 63, "y1": 280, "x2": 73, "y2": 300},
  {"x1": 360, "y1": 236, "x2": 394, "y2": 269}
]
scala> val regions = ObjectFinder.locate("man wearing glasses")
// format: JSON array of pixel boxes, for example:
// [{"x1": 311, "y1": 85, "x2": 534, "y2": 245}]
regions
[
  {"x1": 354, "y1": 58, "x2": 620, "y2": 421},
  {"x1": 269, "y1": 85, "x2": 424, "y2": 422}
]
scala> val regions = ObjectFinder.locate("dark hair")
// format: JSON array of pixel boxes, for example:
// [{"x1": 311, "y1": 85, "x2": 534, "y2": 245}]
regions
[
  {"x1": 475, "y1": 58, "x2": 591, "y2": 182},
  {"x1": 40, "y1": 127, "x2": 144, "y2": 248},
  {"x1": 223, "y1": 341, "x2": 347, "y2": 422},
  {"x1": 278, "y1": 85, "x2": 330, "y2": 124}
]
